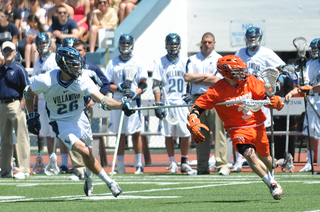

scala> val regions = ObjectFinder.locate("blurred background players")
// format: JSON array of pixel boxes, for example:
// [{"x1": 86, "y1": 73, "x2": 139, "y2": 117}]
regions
[
  {"x1": 152, "y1": 33, "x2": 197, "y2": 175},
  {"x1": 106, "y1": 34, "x2": 147, "y2": 174},
  {"x1": 184, "y1": 32, "x2": 230, "y2": 175},
  {"x1": 285, "y1": 38, "x2": 320, "y2": 172},
  {"x1": 0, "y1": 41, "x2": 30, "y2": 179},
  {"x1": 234, "y1": 26, "x2": 285, "y2": 172},
  {"x1": 33, "y1": 32, "x2": 60, "y2": 176}
]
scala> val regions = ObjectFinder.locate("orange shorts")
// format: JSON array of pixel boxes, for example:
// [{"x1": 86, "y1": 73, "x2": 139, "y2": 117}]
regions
[{"x1": 228, "y1": 125, "x2": 270, "y2": 157}]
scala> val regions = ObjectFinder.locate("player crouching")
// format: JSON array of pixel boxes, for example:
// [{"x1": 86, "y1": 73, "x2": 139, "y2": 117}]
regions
[
  {"x1": 24, "y1": 47, "x2": 135, "y2": 197},
  {"x1": 187, "y1": 55, "x2": 285, "y2": 200}
]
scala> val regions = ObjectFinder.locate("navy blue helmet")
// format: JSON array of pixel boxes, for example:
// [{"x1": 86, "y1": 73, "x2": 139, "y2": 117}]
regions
[
  {"x1": 245, "y1": 27, "x2": 262, "y2": 51},
  {"x1": 56, "y1": 47, "x2": 84, "y2": 79},
  {"x1": 62, "y1": 37, "x2": 76, "y2": 47},
  {"x1": 118, "y1": 34, "x2": 134, "y2": 57},
  {"x1": 165, "y1": 33, "x2": 181, "y2": 58},
  {"x1": 35, "y1": 32, "x2": 51, "y2": 56},
  {"x1": 309, "y1": 38, "x2": 320, "y2": 60}
]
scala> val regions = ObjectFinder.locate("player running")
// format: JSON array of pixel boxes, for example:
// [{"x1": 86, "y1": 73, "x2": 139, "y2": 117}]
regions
[
  {"x1": 152, "y1": 33, "x2": 196, "y2": 175},
  {"x1": 24, "y1": 46, "x2": 135, "y2": 197},
  {"x1": 187, "y1": 55, "x2": 285, "y2": 200}
]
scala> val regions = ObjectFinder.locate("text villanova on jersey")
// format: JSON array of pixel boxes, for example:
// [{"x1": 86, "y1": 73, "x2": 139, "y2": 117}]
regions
[{"x1": 53, "y1": 93, "x2": 81, "y2": 104}]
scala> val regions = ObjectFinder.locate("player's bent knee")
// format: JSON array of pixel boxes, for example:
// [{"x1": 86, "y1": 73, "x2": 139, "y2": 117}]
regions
[{"x1": 236, "y1": 144, "x2": 256, "y2": 158}]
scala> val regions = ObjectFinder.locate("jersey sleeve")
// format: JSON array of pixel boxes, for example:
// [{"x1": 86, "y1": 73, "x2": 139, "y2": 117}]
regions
[
  {"x1": 194, "y1": 86, "x2": 217, "y2": 110},
  {"x1": 105, "y1": 60, "x2": 114, "y2": 83},
  {"x1": 83, "y1": 76, "x2": 100, "y2": 96},
  {"x1": 265, "y1": 49, "x2": 285, "y2": 68},
  {"x1": 29, "y1": 74, "x2": 50, "y2": 95},
  {"x1": 152, "y1": 59, "x2": 162, "y2": 82}
]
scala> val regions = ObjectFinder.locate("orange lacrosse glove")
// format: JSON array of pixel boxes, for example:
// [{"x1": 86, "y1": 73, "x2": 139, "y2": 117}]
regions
[
  {"x1": 298, "y1": 85, "x2": 313, "y2": 97},
  {"x1": 265, "y1": 96, "x2": 284, "y2": 111},
  {"x1": 187, "y1": 114, "x2": 209, "y2": 144}
]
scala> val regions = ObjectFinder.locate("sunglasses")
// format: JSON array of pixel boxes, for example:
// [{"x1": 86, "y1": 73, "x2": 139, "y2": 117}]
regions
[
  {"x1": 58, "y1": 11, "x2": 67, "y2": 15},
  {"x1": 2, "y1": 48, "x2": 14, "y2": 52},
  {"x1": 0, "y1": 15, "x2": 6, "y2": 18},
  {"x1": 98, "y1": 1, "x2": 107, "y2": 4},
  {"x1": 29, "y1": 22, "x2": 38, "y2": 27}
]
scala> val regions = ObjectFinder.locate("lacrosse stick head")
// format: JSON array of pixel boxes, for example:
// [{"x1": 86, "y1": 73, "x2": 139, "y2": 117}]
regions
[
  {"x1": 282, "y1": 64, "x2": 299, "y2": 85},
  {"x1": 293, "y1": 37, "x2": 308, "y2": 59},
  {"x1": 258, "y1": 67, "x2": 280, "y2": 96},
  {"x1": 124, "y1": 64, "x2": 138, "y2": 82},
  {"x1": 164, "y1": 108, "x2": 179, "y2": 125},
  {"x1": 217, "y1": 55, "x2": 248, "y2": 85}
]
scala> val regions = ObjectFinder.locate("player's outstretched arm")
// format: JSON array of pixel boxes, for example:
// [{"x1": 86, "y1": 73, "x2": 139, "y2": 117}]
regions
[
  {"x1": 187, "y1": 105, "x2": 209, "y2": 144},
  {"x1": 23, "y1": 86, "x2": 41, "y2": 135}
]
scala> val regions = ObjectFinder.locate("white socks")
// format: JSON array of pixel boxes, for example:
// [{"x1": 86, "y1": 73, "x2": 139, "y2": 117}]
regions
[
  {"x1": 61, "y1": 154, "x2": 69, "y2": 167},
  {"x1": 235, "y1": 151, "x2": 243, "y2": 163},
  {"x1": 97, "y1": 169, "x2": 113, "y2": 185},
  {"x1": 262, "y1": 172, "x2": 276, "y2": 187},
  {"x1": 169, "y1": 156, "x2": 176, "y2": 166},
  {"x1": 135, "y1": 153, "x2": 143, "y2": 167}
]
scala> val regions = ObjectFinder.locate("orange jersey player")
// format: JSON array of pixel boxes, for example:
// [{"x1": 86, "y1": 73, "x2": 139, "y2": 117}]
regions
[{"x1": 187, "y1": 55, "x2": 285, "y2": 200}]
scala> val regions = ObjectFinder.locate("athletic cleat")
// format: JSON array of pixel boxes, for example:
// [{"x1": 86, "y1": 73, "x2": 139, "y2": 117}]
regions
[
  {"x1": 109, "y1": 164, "x2": 126, "y2": 175},
  {"x1": 44, "y1": 154, "x2": 59, "y2": 175},
  {"x1": 134, "y1": 166, "x2": 144, "y2": 174},
  {"x1": 232, "y1": 162, "x2": 242, "y2": 173},
  {"x1": 59, "y1": 165, "x2": 69, "y2": 174},
  {"x1": 84, "y1": 173, "x2": 93, "y2": 196},
  {"x1": 269, "y1": 182, "x2": 284, "y2": 200},
  {"x1": 0, "y1": 172, "x2": 13, "y2": 178},
  {"x1": 14, "y1": 172, "x2": 30, "y2": 179},
  {"x1": 181, "y1": 163, "x2": 197, "y2": 175},
  {"x1": 69, "y1": 173, "x2": 84, "y2": 181},
  {"x1": 218, "y1": 168, "x2": 230, "y2": 176},
  {"x1": 169, "y1": 163, "x2": 178, "y2": 173},
  {"x1": 299, "y1": 163, "x2": 311, "y2": 172},
  {"x1": 108, "y1": 181, "x2": 122, "y2": 197}
]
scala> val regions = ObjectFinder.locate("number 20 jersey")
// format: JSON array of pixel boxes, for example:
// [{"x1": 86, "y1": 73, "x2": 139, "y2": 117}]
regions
[
  {"x1": 29, "y1": 69, "x2": 99, "y2": 120},
  {"x1": 152, "y1": 55, "x2": 188, "y2": 105}
]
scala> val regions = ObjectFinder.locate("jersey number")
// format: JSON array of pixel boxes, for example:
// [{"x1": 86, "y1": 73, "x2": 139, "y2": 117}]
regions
[
  {"x1": 168, "y1": 78, "x2": 183, "y2": 93},
  {"x1": 57, "y1": 100, "x2": 79, "y2": 114}
]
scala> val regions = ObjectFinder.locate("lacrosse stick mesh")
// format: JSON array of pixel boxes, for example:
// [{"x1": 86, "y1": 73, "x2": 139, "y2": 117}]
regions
[
  {"x1": 293, "y1": 37, "x2": 308, "y2": 59},
  {"x1": 124, "y1": 64, "x2": 138, "y2": 81},
  {"x1": 33, "y1": 153, "x2": 45, "y2": 174},
  {"x1": 258, "y1": 67, "x2": 280, "y2": 96},
  {"x1": 162, "y1": 89, "x2": 179, "y2": 125}
]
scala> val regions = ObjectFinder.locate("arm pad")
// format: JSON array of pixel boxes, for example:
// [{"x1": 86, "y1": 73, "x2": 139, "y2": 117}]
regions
[
  {"x1": 138, "y1": 81, "x2": 147, "y2": 94},
  {"x1": 100, "y1": 95, "x2": 111, "y2": 110},
  {"x1": 189, "y1": 105, "x2": 205, "y2": 117},
  {"x1": 23, "y1": 86, "x2": 34, "y2": 99},
  {"x1": 152, "y1": 80, "x2": 161, "y2": 94}
]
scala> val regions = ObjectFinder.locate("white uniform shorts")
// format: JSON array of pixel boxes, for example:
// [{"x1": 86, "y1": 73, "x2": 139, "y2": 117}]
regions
[
  {"x1": 38, "y1": 99, "x2": 55, "y2": 138},
  {"x1": 109, "y1": 99, "x2": 142, "y2": 135},
  {"x1": 302, "y1": 109, "x2": 320, "y2": 140},
  {"x1": 159, "y1": 106, "x2": 190, "y2": 137},
  {"x1": 49, "y1": 111, "x2": 93, "y2": 150}
]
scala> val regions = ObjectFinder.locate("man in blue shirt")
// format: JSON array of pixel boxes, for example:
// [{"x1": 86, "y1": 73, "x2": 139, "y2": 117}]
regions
[{"x1": 0, "y1": 41, "x2": 30, "y2": 179}]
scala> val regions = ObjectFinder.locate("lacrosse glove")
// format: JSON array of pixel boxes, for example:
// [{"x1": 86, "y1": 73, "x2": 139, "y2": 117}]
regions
[
  {"x1": 298, "y1": 85, "x2": 313, "y2": 97},
  {"x1": 265, "y1": 96, "x2": 284, "y2": 111},
  {"x1": 27, "y1": 112, "x2": 41, "y2": 135},
  {"x1": 122, "y1": 99, "x2": 135, "y2": 116},
  {"x1": 182, "y1": 94, "x2": 192, "y2": 104},
  {"x1": 153, "y1": 102, "x2": 166, "y2": 120},
  {"x1": 117, "y1": 80, "x2": 132, "y2": 92},
  {"x1": 123, "y1": 89, "x2": 137, "y2": 100},
  {"x1": 187, "y1": 114, "x2": 209, "y2": 144}
]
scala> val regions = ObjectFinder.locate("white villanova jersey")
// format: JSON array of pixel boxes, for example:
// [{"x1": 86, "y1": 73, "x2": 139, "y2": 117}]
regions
[
  {"x1": 32, "y1": 53, "x2": 59, "y2": 100},
  {"x1": 152, "y1": 55, "x2": 188, "y2": 105},
  {"x1": 235, "y1": 46, "x2": 285, "y2": 76},
  {"x1": 29, "y1": 69, "x2": 99, "y2": 120},
  {"x1": 106, "y1": 55, "x2": 148, "y2": 100},
  {"x1": 306, "y1": 59, "x2": 320, "y2": 108}
]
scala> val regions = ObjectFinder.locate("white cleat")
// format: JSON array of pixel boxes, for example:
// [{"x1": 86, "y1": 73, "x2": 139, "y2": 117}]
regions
[
  {"x1": 232, "y1": 162, "x2": 242, "y2": 173},
  {"x1": 84, "y1": 173, "x2": 93, "y2": 196},
  {"x1": 269, "y1": 182, "x2": 284, "y2": 200},
  {"x1": 14, "y1": 172, "x2": 30, "y2": 179},
  {"x1": 109, "y1": 164, "x2": 126, "y2": 175},
  {"x1": 169, "y1": 163, "x2": 178, "y2": 173},
  {"x1": 44, "y1": 153, "x2": 59, "y2": 176},
  {"x1": 299, "y1": 163, "x2": 311, "y2": 172},
  {"x1": 181, "y1": 164, "x2": 197, "y2": 175},
  {"x1": 108, "y1": 181, "x2": 122, "y2": 197},
  {"x1": 134, "y1": 166, "x2": 144, "y2": 174}
]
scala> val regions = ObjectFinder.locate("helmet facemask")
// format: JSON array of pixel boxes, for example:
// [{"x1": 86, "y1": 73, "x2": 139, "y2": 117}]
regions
[
  {"x1": 119, "y1": 41, "x2": 133, "y2": 57},
  {"x1": 245, "y1": 27, "x2": 262, "y2": 51},
  {"x1": 166, "y1": 42, "x2": 180, "y2": 58},
  {"x1": 36, "y1": 41, "x2": 50, "y2": 57},
  {"x1": 229, "y1": 66, "x2": 249, "y2": 85},
  {"x1": 62, "y1": 57, "x2": 83, "y2": 79}
]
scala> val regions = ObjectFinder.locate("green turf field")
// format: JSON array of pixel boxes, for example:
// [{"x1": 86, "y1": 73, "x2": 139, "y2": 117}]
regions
[{"x1": 0, "y1": 173, "x2": 319, "y2": 212}]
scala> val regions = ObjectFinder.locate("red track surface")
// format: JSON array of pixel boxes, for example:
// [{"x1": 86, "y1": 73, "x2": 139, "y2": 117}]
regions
[{"x1": 26, "y1": 151, "x2": 320, "y2": 174}]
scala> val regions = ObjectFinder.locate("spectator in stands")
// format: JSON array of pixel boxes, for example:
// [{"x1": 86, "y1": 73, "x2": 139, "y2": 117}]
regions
[
  {"x1": 29, "y1": 0, "x2": 47, "y2": 26},
  {"x1": 0, "y1": 41, "x2": 30, "y2": 179},
  {"x1": 106, "y1": 34, "x2": 147, "y2": 175},
  {"x1": 89, "y1": 0, "x2": 118, "y2": 52},
  {"x1": 40, "y1": 0, "x2": 55, "y2": 15},
  {"x1": 17, "y1": 0, "x2": 30, "y2": 40},
  {"x1": 152, "y1": 33, "x2": 197, "y2": 175},
  {"x1": 47, "y1": 5, "x2": 79, "y2": 50},
  {"x1": 2, "y1": 0, "x2": 21, "y2": 30},
  {"x1": 25, "y1": 14, "x2": 46, "y2": 68},
  {"x1": 47, "y1": 0, "x2": 74, "y2": 27},
  {"x1": 184, "y1": 32, "x2": 230, "y2": 175},
  {"x1": 67, "y1": 0, "x2": 90, "y2": 42},
  {"x1": 0, "y1": 8, "x2": 19, "y2": 47},
  {"x1": 118, "y1": 0, "x2": 140, "y2": 24}
]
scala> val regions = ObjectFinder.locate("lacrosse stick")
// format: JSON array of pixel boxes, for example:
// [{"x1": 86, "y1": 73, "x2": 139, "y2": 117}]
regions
[
  {"x1": 258, "y1": 67, "x2": 280, "y2": 170},
  {"x1": 111, "y1": 109, "x2": 124, "y2": 177},
  {"x1": 130, "y1": 104, "x2": 193, "y2": 111},
  {"x1": 282, "y1": 101, "x2": 294, "y2": 172},
  {"x1": 162, "y1": 88, "x2": 179, "y2": 125},
  {"x1": 44, "y1": 137, "x2": 59, "y2": 175},
  {"x1": 290, "y1": 37, "x2": 314, "y2": 174}
]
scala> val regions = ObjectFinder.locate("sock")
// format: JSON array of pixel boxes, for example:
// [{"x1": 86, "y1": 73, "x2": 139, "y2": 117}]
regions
[
  {"x1": 262, "y1": 172, "x2": 277, "y2": 187},
  {"x1": 85, "y1": 167, "x2": 94, "y2": 179},
  {"x1": 236, "y1": 152, "x2": 243, "y2": 163},
  {"x1": 61, "y1": 154, "x2": 69, "y2": 167},
  {"x1": 97, "y1": 169, "x2": 113, "y2": 185},
  {"x1": 181, "y1": 155, "x2": 188, "y2": 164},
  {"x1": 135, "y1": 153, "x2": 143, "y2": 167},
  {"x1": 169, "y1": 156, "x2": 176, "y2": 165},
  {"x1": 117, "y1": 155, "x2": 124, "y2": 163},
  {"x1": 307, "y1": 150, "x2": 314, "y2": 164}
]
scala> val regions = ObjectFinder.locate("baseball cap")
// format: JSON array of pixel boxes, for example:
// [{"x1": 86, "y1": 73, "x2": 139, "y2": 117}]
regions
[{"x1": 2, "y1": 41, "x2": 16, "y2": 51}]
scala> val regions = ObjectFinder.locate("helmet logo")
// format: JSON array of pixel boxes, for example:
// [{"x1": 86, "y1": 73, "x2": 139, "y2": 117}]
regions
[{"x1": 222, "y1": 63, "x2": 228, "y2": 70}]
